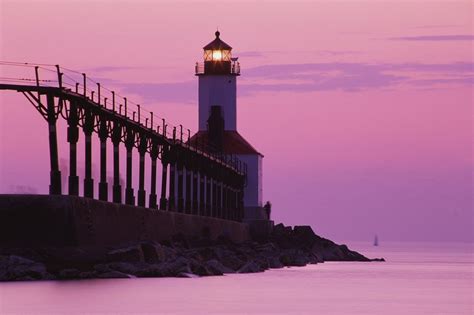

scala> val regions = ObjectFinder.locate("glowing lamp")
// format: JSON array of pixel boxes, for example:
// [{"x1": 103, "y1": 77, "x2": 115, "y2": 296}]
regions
[
  {"x1": 212, "y1": 50, "x2": 222, "y2": 61},
  {"x1": 203, "y1": 31, "x2": 232, "y2": 62},
  {"x1": 204, "y1": 48, "x2": 231, "y2": 62}
]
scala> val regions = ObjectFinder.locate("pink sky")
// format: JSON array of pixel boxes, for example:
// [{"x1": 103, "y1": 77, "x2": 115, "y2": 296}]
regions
[{"x1": 0, "y1": 1, "x2": 472, "y2": 242}]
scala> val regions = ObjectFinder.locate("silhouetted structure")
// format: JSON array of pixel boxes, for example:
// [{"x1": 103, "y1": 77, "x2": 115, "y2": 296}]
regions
[
  {"x1": 0, "y1": 61, "x2": 246, "y2": 222},
  {"x1": 192, "y1": 31, "x2": 267, "y2": 222}
]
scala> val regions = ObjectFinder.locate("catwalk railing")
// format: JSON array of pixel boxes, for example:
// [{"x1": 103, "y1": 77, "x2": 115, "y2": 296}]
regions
[{"x1": 0, "y1": 61, "x2": 247, "y2": 221}]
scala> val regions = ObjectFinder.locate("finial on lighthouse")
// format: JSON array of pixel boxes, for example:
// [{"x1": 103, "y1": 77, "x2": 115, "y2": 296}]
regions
[{"x1": 215, "y1": 30, "x2": 220, "y2": 38}]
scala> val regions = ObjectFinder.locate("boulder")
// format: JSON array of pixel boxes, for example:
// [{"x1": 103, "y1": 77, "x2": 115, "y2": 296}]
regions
[
  {"x1": 107, "y1": 245, "x2": 144, "y2": 263},
  {"x1": 195, "y1": 247, "x2": 217, "y2": 261},
  {"x1": 293, "y1": 225, "x2": 318, "y2": 247},
  {"x1": 97, "y1": 270, "x2": 132, "y2": 279},
  {"x1": 255, "y1": 242, "x2": 278, "y2": 254},
  {"x1": 267, "y1": 257, "x2": 284, "y2": 269},
  {"x1": 237, "y1": 261, "x2": 264, "y2": 273},
  {"x1": 78, "y1": 271, "x2": 97, "y2": 279},
  {"x1": 0, "y1": 255, "x2": 54, "y2": 281},
  {"x1": 177, "y1": 272, "x2": 199, "y2": 278},
  {"x1": 162, "y1": 246, "x2": 177, "y2": 262},
  {"x1": 308, "y1": 253, "x2": 322, "y2": 264},
  {"x1": 279, "y1": 249, "x2": 309, "y2": 267},
  {"x1": 190, "y1": 263, "x2": 213, "y2": 277},
  {"x1": 105, "y1": 262, "x2": 145, "y2": 275},
  {"x1": 272, "y1": 223, "x2": 292, "y2": 237},
  {"x1": 140, "y1": 242, "x2": 167, "y2": 263},
  {"x1": 292, "y1": 253, "x2": 309, "y2": 267},
  {"x1": 164, "y1": 256, "x2": 192, "y2": 275},
  {"x1": 219, "y1": 254, "x2": 245, "y2": 271},
  {"x1": 58, "y1": 268, "x2": 81, "y2": 279},
  {"x1": 205, "y1": 259, "x2": 235, "y2": 274},
  {"x1": 338, "y1": 245, "x2": 370, "y2": 261},
  {"x1": 134, "y1": 264, "x2": 169, "y2": 278}
]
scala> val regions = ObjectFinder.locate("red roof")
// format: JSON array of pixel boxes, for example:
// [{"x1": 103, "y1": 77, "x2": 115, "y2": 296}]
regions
[{"x1": 189, "y1": 130, "x2": 262, "y2": 156}]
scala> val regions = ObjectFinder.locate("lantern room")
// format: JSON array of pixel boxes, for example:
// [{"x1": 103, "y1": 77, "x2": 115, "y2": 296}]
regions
[{"x1": 196, "y1": 31, "x2": 240, "y2": 75}]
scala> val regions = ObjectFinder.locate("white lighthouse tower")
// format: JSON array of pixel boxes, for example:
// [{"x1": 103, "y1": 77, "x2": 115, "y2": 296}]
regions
[{"x1": 192, "y1": 31, "x2": 268, "y2": 222}]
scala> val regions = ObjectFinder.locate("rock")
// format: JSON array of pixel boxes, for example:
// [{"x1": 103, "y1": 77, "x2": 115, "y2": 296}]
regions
[
  {"x1": 255, "y1": 256, "x2": 270, "y2": 270},
  {"x1": 135, "y1": 264, "x2": 169, "y2": 278},
  {"x1": 278, "y1": 249, "x2": 309, "y2": 267},
  {"x1": 94, "y1": 263, "x2": 112, "y2": 273},
  {"x1": 319, "y1": 246, "x2": 344, "y2": 261},
  {"x1": 44, "y1": 247, "x2": 105, "y2": 267},
  {"x1": 78, "y1": 271, "x2": 97, "y2": 279},
  {"x1": 205, "y1": 259, "x2": 235, "y2": 274},
  {"x1": 237, "y1": 261, "x2": 264, "y2": 273},
  {"x1": 267, "y1": 257, "x2": 284, "y2": 269},
  {"x1": 190, "y1": 263, "x2": 213, "y2": 276},
  {"x1": 162, "y1": 246, "x2": 177, "y2": 262},
  {"x1": 308, "y1": 253, "x2": 322, "y2": 264},
  {"x1": 200, "y1": 246, "x2": 246, "y2": 271},
  {"x1": 178, "y1": 272, "x2": 199, "y2": 278},
  {"x1": 292, "y1": 254, "x2": 309, "y2": 267},
  {"x1": 97, "y1": 270, "x2": 132, "y2": 279},
  {"x1": 166, "y1": 256, "x2": 192, "y2": 275},
  {"x1": 293, "y1": 225, "x2": 316, "y2": 237},
  {"x1": 139, "y1": 242, "x2": 169, "y2": 264},
  {"x1": 370, "y1": 258, "x2": 385, "y2": 262},
  {"x1": 107, "y1": 246, "x2": 144, "y2": 263},
  {"x1": 140, "y1": 242, "x2": 159, "y2": 263},
  {"x1": 58, "y1": 268, "x2": 81, "y2": 279},
  {"x1": 135, "y1": 257, "x2": 197, "y2": 278},
  {"x1": 255, "y1": 242, "x2": 278, "y2": 254},
  {"x1": 0, "y1": 222, "x2": 380, "y2": 281},
  {"x1": 196, "y1": 247, "x2": 217, "y2": 261},
  {"x1": 317, "y1": 244, "x2": 370, "y2": 262},
  {"x1": 105, "y1": 262, "x2": 145, "y2": 275},
  {"x1": 0, "y1": 255, "x2": 54, "y2": 281},
  {"x1": 293, "y1": 225, "x2": 318, "y2": 247},
  {"x1": 273, "y1": 223, "x2": 292, "y2": 237}
]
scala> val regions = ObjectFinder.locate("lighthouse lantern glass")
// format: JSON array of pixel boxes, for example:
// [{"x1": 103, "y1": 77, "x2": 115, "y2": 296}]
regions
[
  {"x1": 212, "y1": 50, "x2": 222, "y2": 60},
  {"x1": 204, "y1": 49, "x2": 231, "y2": 62}
]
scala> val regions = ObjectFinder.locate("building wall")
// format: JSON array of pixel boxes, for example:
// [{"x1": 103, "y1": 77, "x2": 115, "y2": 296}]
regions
[
  {"x1": 237, "y1": 154, "x2": 262, "y2": 208},
  {"x1": 198, "y1": 75, "x2": 237, "y2": 131}
]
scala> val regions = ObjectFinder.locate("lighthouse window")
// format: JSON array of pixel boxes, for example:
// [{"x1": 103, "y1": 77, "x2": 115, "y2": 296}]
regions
[
  {"x1": 204, "y1": 49, "x2": 231, "y2": 62},
  {"x1": 204, "y1": 50, "x2": 212, "y2": 61},
  {"x1": 212, "y1": 50, "x2": 223, "y2": 61}
]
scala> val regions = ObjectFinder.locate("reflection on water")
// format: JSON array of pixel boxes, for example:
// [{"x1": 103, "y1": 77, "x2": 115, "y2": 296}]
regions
[{"x1": 0, "y1": 242, "x2": 472, "y2": 315}]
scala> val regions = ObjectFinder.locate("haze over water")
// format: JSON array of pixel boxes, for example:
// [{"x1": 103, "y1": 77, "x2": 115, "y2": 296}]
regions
[{"x1": 1, "y1": 242, "x2": 472, "y2": 314}]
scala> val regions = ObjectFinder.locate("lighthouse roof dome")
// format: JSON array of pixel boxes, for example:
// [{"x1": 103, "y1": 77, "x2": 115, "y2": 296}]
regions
[{"x1": 203, "y1": 31, "x2": 232, "y2": 50}]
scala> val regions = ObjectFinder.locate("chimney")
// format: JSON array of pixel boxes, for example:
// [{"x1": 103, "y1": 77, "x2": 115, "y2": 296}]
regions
[{"x1": 207, "y1": 106, "x2": 224, "y2": 152}]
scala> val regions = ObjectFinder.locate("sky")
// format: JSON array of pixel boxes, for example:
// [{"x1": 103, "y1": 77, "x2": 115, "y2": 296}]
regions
[{"x1": 0, "y1": 0, "x2": 472, "y2": 243}]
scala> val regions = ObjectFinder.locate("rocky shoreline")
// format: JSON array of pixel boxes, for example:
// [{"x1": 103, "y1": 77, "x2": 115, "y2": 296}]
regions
[{"x1": 0, "y1": 224, "x2": 384, "y2": 281}]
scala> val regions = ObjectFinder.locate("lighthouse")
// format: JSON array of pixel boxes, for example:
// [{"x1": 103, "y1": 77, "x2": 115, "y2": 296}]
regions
[{"x1": 191, "y1": 31, "x2": 268, "y2": 222}]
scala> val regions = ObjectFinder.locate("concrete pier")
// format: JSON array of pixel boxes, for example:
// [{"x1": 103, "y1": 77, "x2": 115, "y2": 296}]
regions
[{"x1": 0, "y1": 195, "x2": 250, "y2": 248}]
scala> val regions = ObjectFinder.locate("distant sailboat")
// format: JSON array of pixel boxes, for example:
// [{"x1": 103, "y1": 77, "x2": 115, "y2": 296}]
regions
[{"x1": 373, "y1": 234, "x2": 379, "y2": 246}]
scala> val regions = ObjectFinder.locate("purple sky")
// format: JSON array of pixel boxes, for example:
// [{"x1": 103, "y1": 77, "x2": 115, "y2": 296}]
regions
[{"x1": 0, "y1": 1, "x2": 472, "y2": 242}]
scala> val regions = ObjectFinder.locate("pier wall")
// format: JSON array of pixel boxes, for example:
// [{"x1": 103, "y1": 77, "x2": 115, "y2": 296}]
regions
[{"x1": 0, "y1": 195, "x2": 250, "y2": 248}]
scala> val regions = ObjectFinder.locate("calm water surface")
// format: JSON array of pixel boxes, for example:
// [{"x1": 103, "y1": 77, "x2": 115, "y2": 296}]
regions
[{"x1": 0, "y1": 242, "x2": 472, "y2": 314}]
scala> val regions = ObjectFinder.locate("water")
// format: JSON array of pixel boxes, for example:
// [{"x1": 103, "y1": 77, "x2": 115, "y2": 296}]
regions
[{"x1": 1, "y1": 242, "x2": 472, "y2": 314}]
